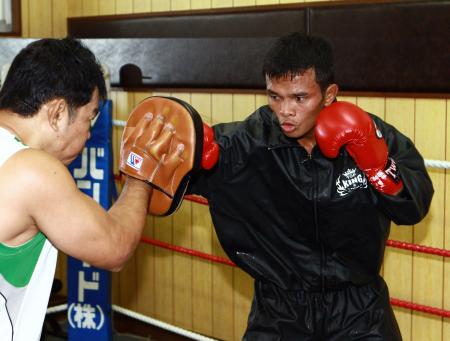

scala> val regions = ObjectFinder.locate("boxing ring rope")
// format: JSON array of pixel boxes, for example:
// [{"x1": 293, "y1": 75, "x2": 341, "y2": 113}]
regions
[
  {"x1": 385, "y1": 239, "x2": 450, "y2": 258},
  {"x1": 111, "y1": 305, "x2": 218, "y2": 341},
  {"x1": 46, "y1": 303, "x2": 218, "y2": 341},
  {"x1": 424, "y1": 159, "x2": 450, "y2": 170}
]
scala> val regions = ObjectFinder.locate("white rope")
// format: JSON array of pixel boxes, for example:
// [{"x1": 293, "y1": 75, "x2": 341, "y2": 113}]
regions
[
  {"x1": 46, "y1": 303, "x2": 217, "y2": 340},
  {"x1": 46, "y1": 303, "x2": 67, "y2": 315},
  {"x1": 111, "y1": 119, "x2": 449, "y2": 170},
  {"x1": 112, "y1": 305, "x2": 218, "y2": 341},
  {"x1": 424, "y1": 159, "x2": 450, "y2": 170},
  {"x1": 112, "y1": 119, "x2": 126, "y2": 127}
]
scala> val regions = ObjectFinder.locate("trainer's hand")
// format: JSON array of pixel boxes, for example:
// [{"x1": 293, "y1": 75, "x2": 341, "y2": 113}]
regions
[
  {"x1": 120, "y1": 111, "x2": 185, "y2": 192},
  {"x1": 315, "y1": 101, "x2": 403, "y2": 195},
  {"x1": 120, "y1": 96, "x2": 205, "y2": 216}
]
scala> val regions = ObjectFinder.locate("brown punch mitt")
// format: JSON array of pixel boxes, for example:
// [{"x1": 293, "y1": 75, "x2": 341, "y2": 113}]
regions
[{"x1": 120, "y1": 96, "x2": 204, "y2": 216}]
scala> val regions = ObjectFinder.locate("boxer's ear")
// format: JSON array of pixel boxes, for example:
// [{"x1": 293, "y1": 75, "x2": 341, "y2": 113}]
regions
[{"x1": 324, "y1": 84, "x2": 338, "y2": 106}]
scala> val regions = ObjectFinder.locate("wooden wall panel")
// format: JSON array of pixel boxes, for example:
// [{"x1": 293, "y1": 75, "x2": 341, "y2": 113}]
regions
[
  {"x1": 190, "y1": 93, "x2": 214, "y2": 336},
  {"x1": 231, "y1": 95, "x2": 257, "y2": 340},
  {"x1": 171, "y1": 92, "x2": 194, "y2": 331},
  {"x1": 134, "y1": 217, "x2": 156, "y2": 316},
  {"x1": 20, "y1": 0, "x2": 67, "y2": 37},
  {"x1": 99, "y1": 0, "x2": 116, "y2": 15},
  {"x1": 281, "y1": 0, "x2": 304, "y2": 3},
  {"x1": 115, "y1": 91, "x2": 140, "y2": 311},
  {"x1": 20, "y1": 0, "x2": 29, "y2": 37},
  {"x1": 212, "y1": 0, "x2": 233, "y2": 8},
  {"x1": 338, "y1": 95, "x2": 356, "y2": 104},
  {"x1": 150, "y1": 90, "x2": 175, "y2": 324},
  {"x1": 52, "y1": 0, "x2": 68, "y2": 37},
  {"x1": 356, "y1": 97, "x2": 385, "y2": 120},
  {"x1": 191, "y1": 205, "x2": 214, "y2": 335},
  {"x1": 412, "y1": 99, "x2": 446, "y2": 341},
  {"x1": 383, "y1": 98, "x2": 416, "y2": 341},
  {"x1": 29, "y1": 0, "x2": 52, "y2": 37},
  {"x1": 17, "y1": 1, "x2": 449, "y2": 340},
  {"x1": 234, "y1": 0, "x2": 256, "y2": 6},
  {"x1": 173, "y1": 200, "x2": 194, "y2": 330},
  {"x1": 354, "y1": 98, "x2": 386, "y2": 274},
  {"x1": 133, "y1": 0, "x2": 152, "y2": 13},
  {"x1": 191, "y1": 0, "x2": 212, "y2": 10},
  {"x1": 211, "y1": 94, "x2": 235, "y2": 340},
  {"x1": 110, "y1": 90, "x2": 121, "y2": 306},
  {"x1": 82, "y1": 0, "x2": 99, "y2": 16},
  {"x1": 153, "y1": 215, "x2": 175, "y2": 322},
  {"x1": 133, "y1": 91, "x2": 156, "y2": 318},
  {"x1": 172, "y1": 0, "x2": 191, "y2": 10},
  {"x1": 116, "y1": 0, "x2": 133, "y2": 14},
  {"x1": 443, "y1": 99, "x2": 450, "y2": 341},
  {"x1": 151, "y1": 0, "x2": 170, "y2": 12},
  {"x1": 67, "y1": 0, "x2": 82, "y2": 17}
]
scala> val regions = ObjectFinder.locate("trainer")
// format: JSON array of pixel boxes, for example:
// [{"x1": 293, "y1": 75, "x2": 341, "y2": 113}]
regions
[{"x1": 0, "y1": 38, "x2": 205, "y2": 341}]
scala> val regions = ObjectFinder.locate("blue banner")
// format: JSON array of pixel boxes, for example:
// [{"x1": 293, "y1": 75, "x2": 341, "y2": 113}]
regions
[{"x1": 67, "y1": 100, "x2": 114, "y2": 341}]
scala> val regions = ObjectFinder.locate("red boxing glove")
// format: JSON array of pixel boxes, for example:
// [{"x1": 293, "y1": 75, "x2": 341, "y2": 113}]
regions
[
  {"x1": 314, "y1": 101, "x2": 403, "y2": 195},
  {"x1": 201, "y1": 122, "x2": 219, "y2": 170}
]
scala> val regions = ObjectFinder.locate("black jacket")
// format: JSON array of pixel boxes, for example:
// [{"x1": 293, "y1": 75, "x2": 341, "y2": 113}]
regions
[{"x1": 188, "y1": 105, "x2": 433, "y2": 291}]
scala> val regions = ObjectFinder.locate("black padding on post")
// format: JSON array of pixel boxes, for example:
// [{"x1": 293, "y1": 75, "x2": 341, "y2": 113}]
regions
[
  {"x1": 86, "y1": 38, "x2": 276, "y2": 88},
  {"x1": 68, "y1": 9, "x2": 307, "y2": 38},
  {"x1": 2, "y1": 1, "x2": 449, "y2": 93},
  {"x1": 309, "y1": 1, "x2": 450, "y2": 93}
]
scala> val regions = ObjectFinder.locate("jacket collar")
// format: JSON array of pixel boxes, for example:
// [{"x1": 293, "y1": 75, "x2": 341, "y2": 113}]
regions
[{"x1": 260, "y1": 105, "x2": 327, "y2": 160}]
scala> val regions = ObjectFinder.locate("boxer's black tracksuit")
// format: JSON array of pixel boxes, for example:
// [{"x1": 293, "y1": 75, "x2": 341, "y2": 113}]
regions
[{"x1": 188, "y1": 105, "x2": 434, "y2": 340}]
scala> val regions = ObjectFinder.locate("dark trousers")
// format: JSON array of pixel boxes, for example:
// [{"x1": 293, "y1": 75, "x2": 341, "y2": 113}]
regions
[{"x1": 243, "y1": 276, "x2": 402, "y2": 341}]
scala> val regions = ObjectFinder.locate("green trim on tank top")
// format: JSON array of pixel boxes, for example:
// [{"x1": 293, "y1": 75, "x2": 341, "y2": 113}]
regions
[
  {"x1": 0, "y1": 126, "x2": 27, "y2": 147},
  {"x1": 0, "y1": 232, "x2": 46, "y2": 287},
  {"x1": 14, "y1": 136, "x2": 26, "y2": 146}
]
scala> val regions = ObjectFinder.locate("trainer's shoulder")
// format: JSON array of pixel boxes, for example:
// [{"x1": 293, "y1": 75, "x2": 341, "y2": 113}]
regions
[{"x1": 0, "y1": 148, "x2": 73, "y2": 188}]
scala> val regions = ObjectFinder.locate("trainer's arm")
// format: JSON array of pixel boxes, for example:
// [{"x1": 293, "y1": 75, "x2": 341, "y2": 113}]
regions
[{"x1": 16, "y1": 149, "x2": 151, "y2": 271}]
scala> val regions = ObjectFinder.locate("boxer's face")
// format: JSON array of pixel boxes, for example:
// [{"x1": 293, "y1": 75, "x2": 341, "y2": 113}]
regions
[
  {"x1": 266, "y1": 68, "x2": 336, "y2": 148},
  {"x1": 53, "y1": 88, "x2": 99, "y2": 164}
]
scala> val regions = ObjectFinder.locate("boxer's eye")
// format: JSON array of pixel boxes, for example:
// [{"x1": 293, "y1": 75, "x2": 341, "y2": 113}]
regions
[{"x1": 269, "y1": 94, "x2": 279, "y2": 101}]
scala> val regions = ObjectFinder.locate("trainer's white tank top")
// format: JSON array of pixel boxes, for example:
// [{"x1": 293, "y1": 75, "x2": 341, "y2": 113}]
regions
[{"x1": 0, "y1": 127, "x2": 58, "y2": 341}]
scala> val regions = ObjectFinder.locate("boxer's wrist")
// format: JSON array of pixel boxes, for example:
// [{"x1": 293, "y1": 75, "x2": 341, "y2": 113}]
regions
[{"x1": 365, "y1": 157, "x2": 403, "y2": 196}]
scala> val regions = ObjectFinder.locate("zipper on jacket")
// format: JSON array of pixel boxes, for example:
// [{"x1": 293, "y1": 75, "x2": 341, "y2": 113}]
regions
[
  {"x1": 270, "y1": 145, "x2": 326, "y2": 290},
  {"x1": 309, "y1": 153, "x2": 326, "y2": 292}
]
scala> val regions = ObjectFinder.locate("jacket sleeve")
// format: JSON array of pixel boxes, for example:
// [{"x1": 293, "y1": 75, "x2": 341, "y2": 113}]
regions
[
  {"x1": 371, "y1": 116, "x2": 434, "y2": 225},
  {"x1": 187, "y1": 121, "x2": 243, "y2": 199}
]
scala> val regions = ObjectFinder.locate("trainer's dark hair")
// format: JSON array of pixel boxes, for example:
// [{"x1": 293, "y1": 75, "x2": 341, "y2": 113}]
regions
[
  {"x1": 0, "y1": 37, "x2": 106, "y2": 117},
  {"x1": 262, "y1": 32, "x2": 335, "y2": 92}
]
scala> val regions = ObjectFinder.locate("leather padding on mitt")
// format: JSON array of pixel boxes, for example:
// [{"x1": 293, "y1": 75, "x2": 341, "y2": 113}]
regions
[{"x1": 120, "y1": 96, "x2": 203, "y2": 216}]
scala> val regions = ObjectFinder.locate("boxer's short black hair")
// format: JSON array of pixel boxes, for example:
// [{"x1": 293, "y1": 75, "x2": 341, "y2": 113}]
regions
[
  {"x1": 263, "y1": 32, "x2": 335, "y2": 92},
  {"x1": 0, "y1": 37, "x2": 106, "y2": 117}
]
